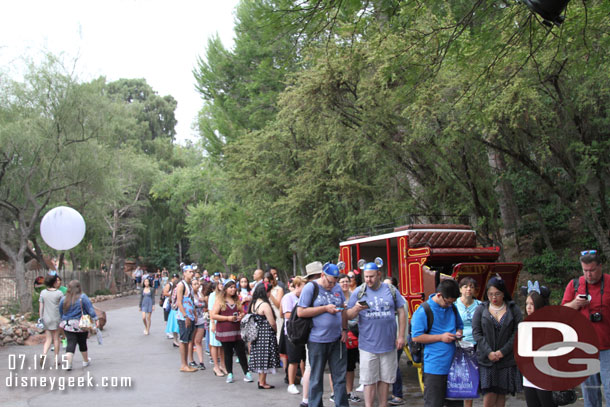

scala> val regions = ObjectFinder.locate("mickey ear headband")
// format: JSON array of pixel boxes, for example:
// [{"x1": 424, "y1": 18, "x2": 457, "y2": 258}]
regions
[{"x1": 520, "y1": 280, "x2": 551, "y2": 298}]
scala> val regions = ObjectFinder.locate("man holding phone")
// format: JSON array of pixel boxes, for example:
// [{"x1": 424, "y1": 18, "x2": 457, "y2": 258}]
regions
[
  {"x1": 347, "y1": 261, "x2": 406, "y2": 407},
  {"x1": 411, "y1": 280, "x2": 463, "y2": 407},
  {"x1": 562, "y1": 250, "x2": 610, "y2": 407},
  {"x1": 297, "y1": 262, "x2": 348, "y2": 407}
]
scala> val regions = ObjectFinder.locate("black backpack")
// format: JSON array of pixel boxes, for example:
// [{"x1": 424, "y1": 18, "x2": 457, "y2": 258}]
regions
[
  {"x1": 287, "y1": 282, "x2": 320, "y2": 345},
  {"x1": 408, "y1": 301, "x2": 458, "y2": 364}
]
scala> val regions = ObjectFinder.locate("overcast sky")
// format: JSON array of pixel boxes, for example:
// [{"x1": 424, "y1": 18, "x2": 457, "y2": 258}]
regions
[{"x1": 0, "y1": 0, "x2": 240, "y2": 144}]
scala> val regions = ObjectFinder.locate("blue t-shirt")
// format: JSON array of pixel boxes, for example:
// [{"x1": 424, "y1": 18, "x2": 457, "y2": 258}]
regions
[
  {"x1": 348, "y1": 283, "x2": 406, "y2": 354},
  {"x1": 298, "y1": 281, "x2": 345, "y2": 343},
  {"x1": 455, "y1": 297, "x2": 481, "y2": 344},
  {"x1": 411, "y1": 294, "x2": 464, "y2": 375}
]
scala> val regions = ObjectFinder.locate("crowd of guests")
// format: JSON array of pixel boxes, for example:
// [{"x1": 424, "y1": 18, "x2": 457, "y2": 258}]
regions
[
  {"x1": 412, "y1": 249, "x2": 609, "y2": 407},
  {"x1": 145, "y1": 250, "x2": 610, "y2": 407},
  {"x1": 35, "y1": 248, "x2": 607, "y2": 407}
]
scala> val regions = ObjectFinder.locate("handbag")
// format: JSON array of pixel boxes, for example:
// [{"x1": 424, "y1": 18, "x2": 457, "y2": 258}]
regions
[
  {"x1": 446, "y1": 341, "x2": 480, "y2": 399},
  {"x1": 552, "y1": 389, "x2": 577, "y2": 406},
  {"x1": 78, "y1": 297, "x2": 94, "y2": 330},
  {"x1": 240, "y1": 313, "x2": 258, "y2": 343}
]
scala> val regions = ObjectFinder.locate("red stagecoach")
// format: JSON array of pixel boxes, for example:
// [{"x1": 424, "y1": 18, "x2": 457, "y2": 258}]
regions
[{"x1": 338, "y1": 224, "x2": 522, "y2": 389}]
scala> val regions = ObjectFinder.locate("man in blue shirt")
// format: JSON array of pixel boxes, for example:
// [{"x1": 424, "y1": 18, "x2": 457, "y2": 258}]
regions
[
  {"x1": 347, "y1": 262, "x2": 407, "y2": 407},
  {"x1": 297, "y1": 262, "x2": 348, "y2": 407},
  {"x1": 412, "y1": 279, "x2": 464, "y2": 407}
]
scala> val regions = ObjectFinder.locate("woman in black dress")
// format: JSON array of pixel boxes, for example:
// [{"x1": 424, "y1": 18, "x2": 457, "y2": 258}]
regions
[
  {"x1": 249, "y1": 282, "x2": 281, "y2": 389},
  {"x1": 472, "y1": 277, "x2": 523, "y2": 407}
]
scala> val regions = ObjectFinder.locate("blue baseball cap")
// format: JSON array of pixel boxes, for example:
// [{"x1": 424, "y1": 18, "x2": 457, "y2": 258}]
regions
[
  {"x1": 323, "y1": 263, "x2": 340, "y2": 278},
  {"x1": 182, "y1": 265, "x2": 193, "y2": 272}
]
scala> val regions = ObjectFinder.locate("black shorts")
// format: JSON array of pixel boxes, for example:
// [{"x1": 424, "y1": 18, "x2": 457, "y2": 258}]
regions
[
  {"x1": 177, "y1": 319, "x2": 195, "y2": 343},
  {"x1": 347, "y1": 347, "x2": 359, "y2": 372},
  {"x1": 286, "y1": 336, "x2": 307, "y2": 364}
]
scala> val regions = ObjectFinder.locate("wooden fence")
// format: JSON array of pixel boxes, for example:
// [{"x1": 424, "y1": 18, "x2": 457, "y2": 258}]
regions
[{"x1": 0, "y1": 266, "x2": 112, "y2": 308}]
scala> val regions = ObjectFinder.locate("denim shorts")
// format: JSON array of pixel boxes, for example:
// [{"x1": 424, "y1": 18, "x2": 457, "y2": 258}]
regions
[{"x1": 177, "y1": 319, "x2": 195, "y2": 343}]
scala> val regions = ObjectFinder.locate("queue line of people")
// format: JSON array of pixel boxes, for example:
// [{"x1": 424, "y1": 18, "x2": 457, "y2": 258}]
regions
[{"x1": 149, "y1": 249, "x2": 609, "y2": 407}]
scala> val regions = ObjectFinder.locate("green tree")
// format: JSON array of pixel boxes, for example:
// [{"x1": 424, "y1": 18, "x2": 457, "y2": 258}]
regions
[{"x1": 0, "y1": 57, "x2": 125, "y2": 311}]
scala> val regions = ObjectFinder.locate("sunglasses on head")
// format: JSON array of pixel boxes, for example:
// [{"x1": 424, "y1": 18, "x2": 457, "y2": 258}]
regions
[{"x1": 581, "y1": 250, "x2": 597, "y2": 256}]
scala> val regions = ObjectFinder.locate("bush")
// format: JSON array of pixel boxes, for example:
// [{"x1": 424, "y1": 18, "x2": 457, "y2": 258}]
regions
[
  {"x1": 94, "y1": 289, "x2": 112, "y2": 296},
  {"x1": 523, "y1": 248, "x2": 579, "y2": 286}
]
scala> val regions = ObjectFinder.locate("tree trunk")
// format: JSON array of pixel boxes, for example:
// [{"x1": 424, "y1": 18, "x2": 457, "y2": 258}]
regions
[
  {"x1": 209, "y1": 243, "x2": 231, "y2": 274},
  {"x1": 58, "y1": 252, "x2": 65, "y2": 273},
  {"x1": 30, "y1": 237, "x2": 48, "y2": 271},
  {"x1": 69, "y1": 251, "x2": 79, "y2": 272},
  {"x1": 13, "y1": 256, "x2": 31, "y2": 313},
  {"x1": 487, "y1": 145, "x2": 521, "y2": 260},
  {"x1": 535, "y1": 207, "x2": 554, "y2": 251}
]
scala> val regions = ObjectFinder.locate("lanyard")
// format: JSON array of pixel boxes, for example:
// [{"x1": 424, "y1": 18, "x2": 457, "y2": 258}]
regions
[{"x1": 585, "y1": 274, "x2": 605, "y2": 312}]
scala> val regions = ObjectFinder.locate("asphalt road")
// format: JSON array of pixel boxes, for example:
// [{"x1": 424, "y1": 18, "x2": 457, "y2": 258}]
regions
[{"x1": 0, "y1": 295, "x2": 586, "y2": 407}]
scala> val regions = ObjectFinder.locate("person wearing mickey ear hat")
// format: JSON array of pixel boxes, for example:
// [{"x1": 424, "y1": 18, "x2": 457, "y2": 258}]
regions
[
  {"x1": 346, "y1": 258, "x2": 407, "y2": 407},
  {"x1": 297, "y1": 261, "x2": 349, "y2": 407}
]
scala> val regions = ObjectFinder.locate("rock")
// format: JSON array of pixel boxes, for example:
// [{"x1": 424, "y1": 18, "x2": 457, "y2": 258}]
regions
[
  {"x1": 0, "y1": 315, "x2": 9, "y2": 325},
  {"x1": 15, "y1": 337, "x2": 24, "y2": 345},
  {"x1": 24, "y1": 334, "x2": 45, "y2": 346}
]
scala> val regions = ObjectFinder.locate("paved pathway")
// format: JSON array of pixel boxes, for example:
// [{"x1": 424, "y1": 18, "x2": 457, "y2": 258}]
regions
[{"x1": 0, "y1": 295, "x2": 585, "y2": 406}]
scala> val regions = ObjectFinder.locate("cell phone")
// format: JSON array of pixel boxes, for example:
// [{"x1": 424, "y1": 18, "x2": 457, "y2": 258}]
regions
[
  {"x1": 579, "y1": 294, "x2": 588, "y2": 299},
  {"x1": 336, "y1": 307, "x2": 344, "y2": 311},
  {"x1": 358, "y1": 300, "x2": 369, "y2": 308}
]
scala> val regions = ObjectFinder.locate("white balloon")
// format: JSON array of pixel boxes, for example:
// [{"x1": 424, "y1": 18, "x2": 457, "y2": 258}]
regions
[{"x1": 40, "y1": 206, "x2": 86, "y2": 250}]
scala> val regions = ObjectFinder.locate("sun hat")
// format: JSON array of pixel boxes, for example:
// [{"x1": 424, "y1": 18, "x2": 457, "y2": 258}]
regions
[{"x1": 305, "y1": 261, "x2": 323, "y2": 277}]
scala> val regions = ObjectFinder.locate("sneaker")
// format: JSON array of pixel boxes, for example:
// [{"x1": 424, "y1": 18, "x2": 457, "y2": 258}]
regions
[
  {"x1": 188, "y1": 361, "x2": 197, "y2": 368},
  {"x1": 244, "y1": 372, "x2": 253, "y2": 382},
  {"x1": 348, "y1": 392, "x2": 362, "y2": 402},
  {"x1": 329, "y1": 394, "x2": 334, "y2": 403},
  {"x1": 66, "y1": 363, "x2": 72, "y2": 371},
  {"x1": 388, "y1": 396, "x2": 405, "y2": 406},
  {"x1": 356, "y1": 384, "x2": 364, "y2": 392},
  {"x1": 61, "y1": 338, "x2": 67, "y2": 348},
  {"x1": 166, "y1": 333, "x2": 174, "y2": 339},
  {"x1": 205, "y1": 350, "x2": 211, "y2": 356},
  {"x1": 83, "y1": 358, "x2": 91, "y2": 367},
  {"x1": 198, "y1": 363, "x2": 206, "y2": 370},
  {"x1": 287, "y1": 384, "x2": 300, "y2": 394},
  {"x1": 226, "y1": 373, "x2": 234, "y2": 383},
  {"x1": 299, "y1": 403, "x2": 308, "y2": 407}
]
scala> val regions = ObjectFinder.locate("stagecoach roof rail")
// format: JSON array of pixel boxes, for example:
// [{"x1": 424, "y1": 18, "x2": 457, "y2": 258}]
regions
[{"x1": 343, "y1": 215, "x2": 472, "y2": 240}]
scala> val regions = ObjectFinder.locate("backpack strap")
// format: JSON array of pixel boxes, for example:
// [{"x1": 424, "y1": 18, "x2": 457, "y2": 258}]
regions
[
  {"x1": 356, "y1": 283, "x2": 367, "y2": 300},
  {"x1": 422, "y1": 302, "x2": 434, "y2": 334},
  {"x1": 310, "y1": 282, "x2": 320, "y2": 307},
  {"x1": 388, "y1": 284, "x2": 398, "y2": 309},
  {"x1": 357, "y1": 282, "x2": 398, "y2": 305},
  {"x1": 573, "y1": 277, "x2": 580, "y2": 293}
]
